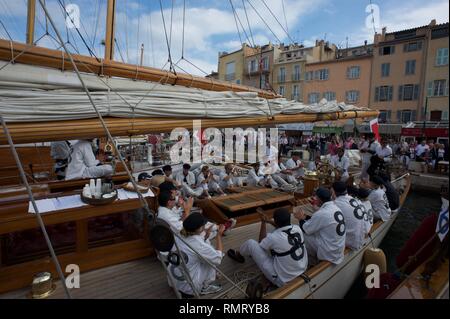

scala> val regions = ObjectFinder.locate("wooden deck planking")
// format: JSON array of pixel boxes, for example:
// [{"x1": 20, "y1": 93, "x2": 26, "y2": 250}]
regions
[{"x1": 0, "y1": 219, "x2": 272, "y2": 299}]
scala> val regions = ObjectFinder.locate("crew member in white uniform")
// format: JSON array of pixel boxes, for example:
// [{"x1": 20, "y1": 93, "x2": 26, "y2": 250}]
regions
[
  {"x1": 332, "y1": 182, "x2": 369, "y2": 250},
  {"x1": 357, "y1": 187, "x2": 374, "y2": 235},
  {"x1": 294, "y1": 187, "x2": 346, "y2": 265},
  {"x1": 246, "y1": 163, "x2": 269, "y2": 187},
  {"x1": 227, "y1": 208, "x2": 308, "y2": 287},
  {"x1": 375, "y1": 139, "x2": 393, "y2": 163},
  {"x1": 359, "y1": 133, "x2": 380, "y2": 179},
  {"x1": 175, "y1": 163, "x2": 204, "y2": 198},
  {"x1": 219, "y1": 163, "x2": 243, "y2": 190},
  {"x1": 65, "y1": 139, "x2": 113, "y2": 180},
  {"x1": 368, "y1": 175, "x2": 391, "y2": 222},
  {"x1": 169, "y1": 213, "x2": 226, "y2": 296},
  {"x1": 259, "y1": 158, "x2": 290, "y2": 188},
  {"x1": 197, "y1": 165, "x2": 225, "y2": 196},
  {"x1": 308, "y1": 155, "x2": 322, "y2": 171},
  {"x1": 280, "y1": 151, "x2": 304, "y2": 185},
  {"x1": 330, "y1": 148, "x2": 350, "y2": 182}
]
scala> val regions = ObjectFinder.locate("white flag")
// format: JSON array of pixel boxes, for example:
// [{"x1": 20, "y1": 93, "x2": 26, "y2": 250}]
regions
[{"x1": 436, "y1": 198, "x2": 449, "y2": 242}]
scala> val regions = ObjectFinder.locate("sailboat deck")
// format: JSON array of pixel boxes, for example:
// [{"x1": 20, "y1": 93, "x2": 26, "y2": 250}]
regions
[{"x1": 0, "y1": 219, "x2": 271, "y2": 299}]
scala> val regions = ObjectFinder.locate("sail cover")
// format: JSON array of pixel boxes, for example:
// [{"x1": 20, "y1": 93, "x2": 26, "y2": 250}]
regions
[{"x1": 0, "y1": 62, "x2": 369, "y2": 123}]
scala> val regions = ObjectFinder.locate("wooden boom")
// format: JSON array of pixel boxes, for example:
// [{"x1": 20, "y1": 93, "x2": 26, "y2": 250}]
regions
[
  {"x1": 0, "y1": 39, "x2": 278, "y2": 99},
  {"x1": 0, "y1": 110, "x2": 379, "y2": 145}
]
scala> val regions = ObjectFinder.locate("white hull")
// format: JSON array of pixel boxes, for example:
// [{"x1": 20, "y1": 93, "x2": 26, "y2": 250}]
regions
[
  {"x1": 285, "y1": 212, "x2": 398, "y2": 299},
  {"x1": 265, "y1": 173, "x2": 410, "y2": 299}
]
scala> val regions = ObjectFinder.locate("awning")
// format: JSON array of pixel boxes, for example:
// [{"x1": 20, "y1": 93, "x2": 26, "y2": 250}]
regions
[
  {"x1": 277, "y1": 123, "x2": 314, "y2": 131},
  {"x1": 312, "y1": 126, "x2": 344, "y2": 134}
]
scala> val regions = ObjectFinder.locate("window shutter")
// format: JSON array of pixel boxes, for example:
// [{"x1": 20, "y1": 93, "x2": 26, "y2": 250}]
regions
[
  {"x1": 388, "y1": 86, "x2": 393, "y2": 101},
  {"x1": 427, "y1": 81, "x2": 433, "y2": 97},
  {"x1": 443, "y1": 111, "x2": 449, "y2": 120},
  {"x1": 346, "y1": 67, "x2": 350, "y2": 79},
  {"x1": 387, "y1": 110, "x2": 392, "y2": 122},
  {"x1": 412, "y1": 110, "x2": 417, "y2": 121},
  {"x1": 392, "y1": 46, "x2": 395, "y2": 54},
  {"x1": 356, "y1": 91, "x2": 360, "y2": 101},
  {"x1": 314, "y1": 70, "x2": 319, "y2": 80},
  {"x1": 413, "y1": 85, "x2": 420, "y2": 100},
  {"x1": 403, "y1": 44, "x2": 408, "y2": 52},
  {"x1": 418, "y1": 41, "x2": 422, "y2": 50},
  {"x1": 375, "y1": 87, "x2": 379, "y2": 102},
  {"x1": 446, "y1": 80, "x2": 449, "y2": 96},
  {"x1": 379, "y1": 47, "x2": 383, "y2": 55},
  {"x1": 398, "y1": 85, "x2": 404, "y2": 101},
  {"x1": 397, "y1": 111, "x2": 401, "y2": 122}
]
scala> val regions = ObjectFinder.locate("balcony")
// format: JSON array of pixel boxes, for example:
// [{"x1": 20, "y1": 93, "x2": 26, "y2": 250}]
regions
[
  {"x1": 246, "y1": 68, "x2": 270, "y2": 76},
  {"x1": 225, "y1": 73, "x2": 235, "y2": 81}
]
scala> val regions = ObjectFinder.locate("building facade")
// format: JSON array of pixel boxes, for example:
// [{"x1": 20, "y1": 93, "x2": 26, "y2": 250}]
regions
[
  {"x1": 370, "y1": 21, "x2": 449, "y2": 124},
  {"x1": 217, "y1": 44, "x2": 258, "y2": 85},
  {"x1": 242, "y1": 43, "x2": 281, "y2": 90},
  {"x1": 303, "y1": 43, "x2": 373, "y2": 108},
  {"x1": 423, "y1": 22, "x2": 449, "y2": 122}
]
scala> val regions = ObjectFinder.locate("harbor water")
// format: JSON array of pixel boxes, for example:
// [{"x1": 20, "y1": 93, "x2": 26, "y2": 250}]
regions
[{"x1": 345, "y1": 189, "x2": 443, "y2": 298}]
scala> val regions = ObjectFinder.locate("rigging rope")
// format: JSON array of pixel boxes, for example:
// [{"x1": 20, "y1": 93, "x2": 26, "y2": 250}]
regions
[
  {"x1": 136, "y1": 0, "x2": 141, "y2": 66},
  {"x1": 37, "y1": 0, "x2": 155, "y2": 227},
  {"x1": 261, "y1": 0, "x2": 295, "y2": 43},
  {"x1": 245, "y1": 0, "x2": 282, "y2": 44},
  {"x1": 159, "y1": 0, "x2": 176, "y2": 74},
  {"x1": 181, "y1": 0, "x2": 186, "y2": 58},
  {"x1": 281, "y1": 0, "x2": 289, "y2": 38},
  {"x1": 241, "y1": 0, "x2": 256, "y2": 47},
  {"x1": 0, "y1": 115, "x2": 72, "y2": 299},
  {"x1": 229, "y1": 0, "x2": 252, "y2": 46},
  {"x1": 229, "y1": 0, "x2": 243, "y2": 45},
  {"x1": 125, "y1": 0, "x2": 129, "y2": 63}
]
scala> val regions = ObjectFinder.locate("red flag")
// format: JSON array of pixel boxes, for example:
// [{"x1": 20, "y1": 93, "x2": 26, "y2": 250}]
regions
[{"x1": 370, "y1": 118, "x2": 380, "y2": 142}]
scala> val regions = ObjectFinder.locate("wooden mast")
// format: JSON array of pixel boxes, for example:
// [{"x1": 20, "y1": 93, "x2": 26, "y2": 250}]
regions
[
  {"x1": 104, "y1": 0, "x2": 116, "y2": 62},
  {"x1": 26, "y1": 0, "x2": 36, "y2": 45}
]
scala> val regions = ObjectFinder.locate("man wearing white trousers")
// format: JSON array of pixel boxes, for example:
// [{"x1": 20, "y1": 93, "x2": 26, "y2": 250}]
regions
[{"x1": 227, "y1": 208, "x2": 308, "y2": 288}]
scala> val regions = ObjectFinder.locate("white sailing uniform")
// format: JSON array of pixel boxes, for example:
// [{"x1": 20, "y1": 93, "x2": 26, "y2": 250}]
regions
[
  {"x1": 360, "y1": 140, "x2": 379, "y2": 179},
  {"x1": 368, "y1": 187, "x2": 391, "y2": 222},
  {"x1": 218, "y1": 171, "x2": 242, "y2": 189},
  {"x1": 375, "y1": 145, "x2": 393, "y2": 162},
  {"x1": 169, "y1": 234, "x2": 224, "y2": 296},
  {"x1": 260, "y1": 162, "x2": 289, "y2": 187},
  {"x1": 65, "y1": 140, "x2": 113, "y2": 180},
  {"x1": 239, "y1": 225, "x2": 308, "y2": 287},
  {"x1": 281, "y1": 158, "x2": 304, "y2": 184},
  {"x1": 360, "y1": 199, "x2": 374, "y2": 234},
  {"x1": 175, "y1": 171, "x2": 203, "y2": 197},
  {"x1": 330, "y1": 155, "x2": 350, "y2": 182},
  {"x1": 334, "y1": 195, "x2": 368, "y2": 250},
  {"x1": 197, "y1": 173, "x2": 222, "y2": 193},
  {"x1": 246, "y1": 169, "x2": 265, "y2": 187},
  {"x1": 301, "y1": 201, "x2": 346, "y2": 264}
]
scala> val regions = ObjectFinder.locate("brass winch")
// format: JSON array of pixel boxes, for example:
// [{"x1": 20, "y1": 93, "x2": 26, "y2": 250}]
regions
[{"x1": 28, "y1": 272, "x2": 56, "y2": 299}]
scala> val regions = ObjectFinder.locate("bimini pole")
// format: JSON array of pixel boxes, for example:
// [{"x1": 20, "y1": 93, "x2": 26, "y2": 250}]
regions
[
  {"x1": 0, "y1": 115, "x2": 72, "y2": 299},
  {"x1": 37, "y1": 0, "x2": 154, "y2": 219}
]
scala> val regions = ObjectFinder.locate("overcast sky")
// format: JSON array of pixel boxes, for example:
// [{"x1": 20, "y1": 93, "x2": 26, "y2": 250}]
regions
[{"x1": 0, "y1": 0, "x2": 448, "y2": 75}]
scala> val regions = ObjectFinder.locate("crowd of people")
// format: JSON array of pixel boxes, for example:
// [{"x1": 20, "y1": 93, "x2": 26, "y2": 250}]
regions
[{"x1": 47, "y1": 132, "x2": 445, "y2": 298}]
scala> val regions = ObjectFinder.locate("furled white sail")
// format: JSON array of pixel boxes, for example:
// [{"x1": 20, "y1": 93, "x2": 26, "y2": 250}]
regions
[{"x1": 0, "y1": 62, "x2": 368, "y2": 123}]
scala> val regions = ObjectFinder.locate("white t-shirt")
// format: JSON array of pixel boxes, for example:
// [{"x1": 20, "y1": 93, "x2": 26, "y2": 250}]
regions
[
  {"x1": 259, "y1": 225, "x2": 308, "y2": 284},
  {"x1": 284, "y1": 158, "x2": 303, "y2": 178},
  {"x1": 331, "y1": 155, "x2": 350, "y2": 172},
  {"x1": 368, "y1": 188, "x2": 391, "y2": 222},
  {"x1": 218, "y1": 171, "x2": 241, "y2": 189},
  {"x1": 169, "y1": 234, "x2": 224, "y2": 295},
  {"x1": 260, "y1": 161, "x2": 281, "y2": 175},
  {"x1": 65, "y1": 140, "x2": 99, "y2": 180},
  {"x1": 415, "y1": 144, "x2": 429, "y2": 157},
  {"x1": 246, "y1": 169, "x2": 264, "y2": 186},
  {"x1": 360, "y1": 199, "x2": 374, "y2": 234},
  {"x1": 376, "y1": 145, "x2": 393, "y2": 162},
  {"x1": 360, "y1": 140, "x2": 380, "y2": 164},
  {"x1": 334, "y1": 195, "x2": 368, "y2": 250},
  {"x1": 175, "y1": 171, "x2": 196, "y2": 187},
  {"x1": 302, "y1": 201, "x2": 346, "y2": 264},
  {"x1": 157, "y1": 206, "x2": 183, "y2": 233}
]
